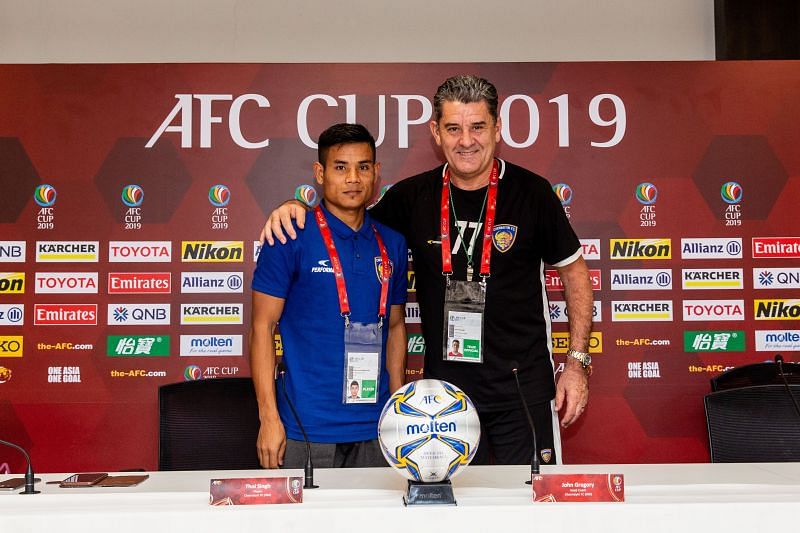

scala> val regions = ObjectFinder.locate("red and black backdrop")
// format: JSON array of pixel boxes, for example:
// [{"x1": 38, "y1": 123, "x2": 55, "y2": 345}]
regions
[{"x1": 1, "y1": 62, "x2": 799, "y2": 472}]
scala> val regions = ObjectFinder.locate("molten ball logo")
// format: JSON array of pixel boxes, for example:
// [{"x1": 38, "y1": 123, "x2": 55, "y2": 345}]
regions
[
  {"x1": 121, "y1": 185, "x2": 144, "y2": 207},
  {"x1": 294, "y1": 184, "x2": 318, "y2": 207},
  {"x1": 635, "y1": 182, "x2": 658, "y2": 205},
  {"x1": 34, "y1": 184, "x2": 57, "y2": 207},
  {"x1": 552, "y1": 184, "x2": 573, "y2": 206},
  {"x1": 208, "y1": 184, "x2": 230, "y2": 207},
  {"x1": 721, "y1": 181, "x2": 743, "y2": 204}
]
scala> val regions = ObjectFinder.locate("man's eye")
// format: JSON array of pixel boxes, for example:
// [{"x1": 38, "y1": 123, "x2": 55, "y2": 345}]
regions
[{"x1": 335, "y1": 165, "x2": 345, "y2": 171}]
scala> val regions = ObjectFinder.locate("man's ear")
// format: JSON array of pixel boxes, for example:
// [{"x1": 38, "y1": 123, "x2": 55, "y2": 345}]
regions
[{"x1": 313, "y1": 161, "x2": 324, "y2": 185}]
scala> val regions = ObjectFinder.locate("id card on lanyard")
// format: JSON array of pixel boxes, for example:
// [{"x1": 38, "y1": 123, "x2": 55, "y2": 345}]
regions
[
  {"x1": 315, "y1": 206, "x2": 391, "y2": 404},
  {"x1": 440, "y1": 161, "x2": 498, "y2": 364}
]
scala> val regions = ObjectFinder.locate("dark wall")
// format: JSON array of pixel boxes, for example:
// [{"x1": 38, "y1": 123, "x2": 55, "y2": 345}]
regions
[{"x1": 716, "y1": 0, "x2": 800, "y2": 59}]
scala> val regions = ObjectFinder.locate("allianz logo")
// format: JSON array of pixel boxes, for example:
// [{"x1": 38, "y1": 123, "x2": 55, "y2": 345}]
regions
[{"x1": 311, "y1": 259, "x2": 334, "y2": 273}]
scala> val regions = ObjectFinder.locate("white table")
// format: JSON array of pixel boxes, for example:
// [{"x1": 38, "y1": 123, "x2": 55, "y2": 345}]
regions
[{"x1": 3, "y1": 464, "x2": 800, "y2": 533}]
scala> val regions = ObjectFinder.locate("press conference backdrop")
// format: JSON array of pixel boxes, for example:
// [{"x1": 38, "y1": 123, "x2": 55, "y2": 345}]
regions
[{"x1": 0, "y1": 62, "x2": 799, "y2": 472}]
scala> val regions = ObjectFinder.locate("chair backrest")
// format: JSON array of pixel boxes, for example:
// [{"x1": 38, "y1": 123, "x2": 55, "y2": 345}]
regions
[
  {"x1": 704, "y1": 384, "x2": 800, "y2": 463},
  {"x1": 710, "y1": 362, "x2": 800, "y2": 392},
  {"x1": 158, "y1": 377, "x2": 261, "y2": 471}
]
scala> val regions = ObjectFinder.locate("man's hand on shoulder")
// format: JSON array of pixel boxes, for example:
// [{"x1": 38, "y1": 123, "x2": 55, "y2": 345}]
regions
[{"x1": 259, "y1": 199, "x2": 310, "y2": 246}]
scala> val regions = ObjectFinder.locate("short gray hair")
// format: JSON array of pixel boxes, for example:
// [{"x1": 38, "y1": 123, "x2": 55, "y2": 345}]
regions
[{"x1": 433, "y1": 75, "x2": 498, "y2": 123}]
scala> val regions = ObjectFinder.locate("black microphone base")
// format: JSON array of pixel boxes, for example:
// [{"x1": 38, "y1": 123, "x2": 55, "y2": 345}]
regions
[
  {"x1": 404, "y1": 479, "x2": 456, "y2": 506},
  {"x1": 21, "y1": 489, "x2": 41, "y2": 495}
]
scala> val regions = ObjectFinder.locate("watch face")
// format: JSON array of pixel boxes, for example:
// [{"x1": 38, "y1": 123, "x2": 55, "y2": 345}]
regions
[{"x1": 583, "y1": 354, "x2": 592, "y2": 366}]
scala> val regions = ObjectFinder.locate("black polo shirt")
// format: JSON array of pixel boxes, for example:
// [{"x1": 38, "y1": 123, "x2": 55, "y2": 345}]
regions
[{"x1": 370, "y1": 159, "x2": 581, "y2": 410}]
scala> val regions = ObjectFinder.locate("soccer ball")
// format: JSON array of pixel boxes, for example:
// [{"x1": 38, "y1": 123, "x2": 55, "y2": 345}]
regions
[{"x1": 378, "y1": 379, "x2": 480, "y2": 483}]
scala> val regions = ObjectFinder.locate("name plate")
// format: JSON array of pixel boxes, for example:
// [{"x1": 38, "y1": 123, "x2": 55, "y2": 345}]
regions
[
  {"x1": 209, "y1": 476, "x2": 303, "y2": 505},
  {"x1": 532, "y1": 473, "x2": 624, "y2": 502}
]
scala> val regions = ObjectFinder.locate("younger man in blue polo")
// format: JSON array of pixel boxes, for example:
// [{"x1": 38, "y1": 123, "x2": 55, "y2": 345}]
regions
[{"x1": 250, "y1": 123, "x2": 407, "y2": 469}]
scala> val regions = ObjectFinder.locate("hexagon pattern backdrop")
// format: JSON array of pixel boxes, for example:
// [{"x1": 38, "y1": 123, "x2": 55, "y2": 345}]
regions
[{"x1": 1, "y1": 62, "x2": 799, "y2": 472}]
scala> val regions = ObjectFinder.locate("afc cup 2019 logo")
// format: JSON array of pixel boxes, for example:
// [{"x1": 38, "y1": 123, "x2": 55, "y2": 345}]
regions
[
  {"x1": 184, "y1": 365, "x2": 202, "y2": 381},
  {"x1": 121, "y1": 185, "x2": 144, "y2": 207},
  {"x1": 635, "y1": 182, "x2": 658, "y2": 205},
  {"x1": 208, "y1": 185, "x2": 231, "y2": 207},
  {"x1": 720, "y1": 181, "x2": 743, "y2": 204},
  {"x1": 295, "y1": 184, "x2": 318, "y2": 207},
  {"x1": 34, "y1": 184, "x2": 57, "y2": 207},
  {"x1": 552, "y1": 184, "x2": 572, "y2": 206}
]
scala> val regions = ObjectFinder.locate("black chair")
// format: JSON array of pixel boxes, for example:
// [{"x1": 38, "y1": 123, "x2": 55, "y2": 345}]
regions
[
  {"x1": 159, "y1": 377, "x2": 262, "y2": 470},
  {"x1": 704, "y1": 384, "x2": 800, "y2": 462},
  {"x1": 710, "y1": 361, "x2": 800, "y2": 392}
]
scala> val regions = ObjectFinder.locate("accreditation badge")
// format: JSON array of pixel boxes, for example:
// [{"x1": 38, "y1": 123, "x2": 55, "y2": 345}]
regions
[
  {"x1": 343, "y1": 321, "x2": 382, "y2": 404},
  {"x1": 443, "y1": 280, "x2": 485, "y2": 363}
]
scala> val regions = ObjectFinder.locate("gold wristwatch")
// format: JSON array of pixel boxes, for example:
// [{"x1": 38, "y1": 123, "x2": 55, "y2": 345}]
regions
[{"x1": 566, "y1": 349, "x2": 592, "y2": 374}]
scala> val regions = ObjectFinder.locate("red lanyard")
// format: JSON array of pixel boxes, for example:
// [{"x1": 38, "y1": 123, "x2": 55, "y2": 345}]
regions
[
  {"x1": 440, "y1": 160, "x2": 499, "y2": 280},
  {"x1": 315, "y1": 206, "x2": 390, "y2": 327}
]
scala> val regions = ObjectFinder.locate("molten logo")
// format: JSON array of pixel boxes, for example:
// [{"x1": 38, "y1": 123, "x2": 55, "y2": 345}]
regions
[
  {"x1": 552, "y1": 184, "x2": 573, "y2": 206},
  {"x1": 295, "y1": 184, "x2": 318, "y2": 207},
  {"x1": 121, "y1": 184, "x2": 144, "y2": 207},
  {"x1": 208, "y1": 184, "x2": 230, "y2": 207},
  {"x1": 720, "y1": 181, "x2": 743, "y2": 204},
  {"x1": 34, "y1": 184, "x2": 57, "y2": 207},
  {"x1": 635, "y1": 183, "x2": 657, "y2": 205}
]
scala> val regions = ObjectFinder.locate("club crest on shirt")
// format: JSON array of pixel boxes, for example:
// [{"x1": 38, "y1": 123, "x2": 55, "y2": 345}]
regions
[
  {"x1": 492, "y1": 224, "x2": 518, "y2": 253},
  {"x1": 374, "y1": 257, "x2": 394, "y2": 282},
  {"x1": 540, "y1": 448, "x2": 553, "y2": 464}
]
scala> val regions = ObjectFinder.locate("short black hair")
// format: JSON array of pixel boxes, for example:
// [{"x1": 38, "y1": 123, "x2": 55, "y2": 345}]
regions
[{"x1": 317, "y1": 123, "x2": 376, "y2": 165}]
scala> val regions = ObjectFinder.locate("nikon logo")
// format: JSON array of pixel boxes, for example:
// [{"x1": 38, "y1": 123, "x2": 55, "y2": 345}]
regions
[
  {"x1": 610, "y1": 239, "x2": 671, "y2": 260},
  {"x1": 181, "y1": 241, "x2": 243, "y2": 262},
  {"x1": 754, "y1": 299, "x2": 800, "y2": 320}
]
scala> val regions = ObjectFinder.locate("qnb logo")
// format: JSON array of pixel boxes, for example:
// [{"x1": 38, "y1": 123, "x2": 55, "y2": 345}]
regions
[
  {"x1": 112, "y1": 307, "x2": 129, "y2": 322},
  {"x1": 146, "y1": 94, "x2": 271, "y2": 149},
  {"x1": 406, "y1": 420, "x2": 457, "y2": 435},
  {"x1": 552, "y1": 184, "x2": 573, "y2": 206}
]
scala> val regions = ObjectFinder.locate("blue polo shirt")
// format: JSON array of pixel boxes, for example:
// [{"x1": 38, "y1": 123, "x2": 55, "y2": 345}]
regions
[{"x1": 252, "y1": 203, "x2": 407, "y2": 443}]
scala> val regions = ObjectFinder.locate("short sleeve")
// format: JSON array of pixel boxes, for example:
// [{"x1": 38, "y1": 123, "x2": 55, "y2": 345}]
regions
[{"x1": 252, "y1": 230, "x2": 300, "y2": 299}]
